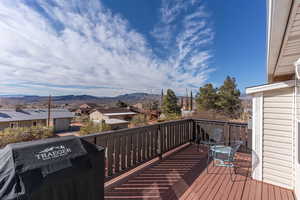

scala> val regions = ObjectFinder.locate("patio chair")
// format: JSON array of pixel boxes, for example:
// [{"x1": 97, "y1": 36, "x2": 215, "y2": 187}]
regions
[
  {"x1": 208, "y1": 140, "x2": 243, "y2": 181},
  {"x1": 197, "y1": 126, "x2": 225, "y2": 150}
]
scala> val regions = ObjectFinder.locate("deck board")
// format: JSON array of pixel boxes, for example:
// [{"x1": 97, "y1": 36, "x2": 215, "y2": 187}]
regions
[{"x1": 105, "y1": 144, "x2": 294, "y2": 200}]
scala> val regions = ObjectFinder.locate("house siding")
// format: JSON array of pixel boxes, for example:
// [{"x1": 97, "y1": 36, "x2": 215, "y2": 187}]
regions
[
  {"x1": 297, "y1": 86, "x2": 300, "y2": 119},
  {"x1": 53, "y1": 118, "x2": 71, "y2": 132},
  {"x1": 296, "y1": 85, "x2": 300, "y2": 200},
  {"x1": 90, "y1": 111, "x2": 107, "y2": 121},
  {"x1": 0, "y1": 119, "x2": 47, "y2": 130},
  {"x1": 0, "y1": 122, "x2": 9, "y2": 130},
  {"x1": 263, "y1": 88, "x2": 294, "y2": 188}
]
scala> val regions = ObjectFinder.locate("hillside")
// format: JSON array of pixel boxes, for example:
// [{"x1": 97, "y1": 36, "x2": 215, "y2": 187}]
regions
[{"x1": 0, "y1": 93, "x2": 161, "y2": 107}]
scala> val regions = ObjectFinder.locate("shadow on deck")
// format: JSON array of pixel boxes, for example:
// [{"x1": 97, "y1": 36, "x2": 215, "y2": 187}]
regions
[{"x1": 104, "y1": 144, "x2": 294, "y2": 200}]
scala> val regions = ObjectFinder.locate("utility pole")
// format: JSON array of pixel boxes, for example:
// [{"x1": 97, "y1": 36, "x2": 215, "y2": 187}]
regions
[
  {"x1": 180, "y1": 97, "x2": 183, "y2": 109},
  {"x1": 190, "y1": 91, "x2": 193, "y2": 111},
  {"x1": 47, "y1": 95, "x2": 51, "y2": 127},
  {"x1": 186, "y1": 88, "x2": 189, "y2": 111},
  {"x1": 161, "y1": 89, "x2": 164, "y2": 107}
]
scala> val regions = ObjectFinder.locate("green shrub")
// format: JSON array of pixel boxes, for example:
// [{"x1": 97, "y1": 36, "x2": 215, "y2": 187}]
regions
[
  {"x1": 130, "y1": 114, "x2": 148, "y2": 127},
  {"x1": 78, "y1": 120, "x2": 111, "y2": 136},
  {"x1": 0, "y1": 126, "x2": 53, "y2": 148},
  {"x1": 158, "y1": 113, "x2": 182, "y2": 122}
]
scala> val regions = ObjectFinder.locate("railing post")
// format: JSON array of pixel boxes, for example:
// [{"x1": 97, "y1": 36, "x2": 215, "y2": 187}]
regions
[
  {"x1": 247, "y1": 128, "x2": 252, "y2": 153},
  {"x1": 189, "y1": 119, "x2": 193, "y2": 143},
  {"x1": 224, "y1": 123, "x2": 230, "y2": 146},
  {"x1": 192, "y1": 119, "x2": 197, "y2": 144},
  {"x1": 158, "y1": 125, "x2": 163, "y2": 160}
]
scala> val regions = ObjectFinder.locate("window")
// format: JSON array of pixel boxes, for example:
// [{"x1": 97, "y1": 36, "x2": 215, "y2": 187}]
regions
[
  {"x1": 32, "y1": 121, "x2": 37, "y2": 126},
  {"x1": 10, "y1": 122, "x2": 18, "y2": 128}
]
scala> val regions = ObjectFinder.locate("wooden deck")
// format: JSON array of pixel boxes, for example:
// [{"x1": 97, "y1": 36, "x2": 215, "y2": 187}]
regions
[{"x1": 104, "y1": 144, "x2": 294, "y2": 200}]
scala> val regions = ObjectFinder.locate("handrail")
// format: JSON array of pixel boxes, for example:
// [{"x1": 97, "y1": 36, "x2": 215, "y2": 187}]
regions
[
  {"x1": 80, "y1": 119, "x2": 191, "y2": 139},
  {"x1": 80, "y1": 118, "x2": 247, "y2": 139},
  {"x1": 80, "y1": 118, "x2": 250, "y2": 181},
  {"x1": 192, "y1": 118, "x2": 248, "y2": 126}
]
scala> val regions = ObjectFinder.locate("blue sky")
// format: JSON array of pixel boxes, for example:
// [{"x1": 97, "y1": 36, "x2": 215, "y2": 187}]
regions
[{"x1": 0, "y1": 0, "x2": 266, "y2": 96}]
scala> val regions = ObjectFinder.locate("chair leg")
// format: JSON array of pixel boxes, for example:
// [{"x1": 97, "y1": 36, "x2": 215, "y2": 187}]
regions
[
  {"x1": 229, "y1": 166, "x2": 236, "y2": 182},
  {"x1": 206, "y1": 151, "x2": 210, "y2": 173}
]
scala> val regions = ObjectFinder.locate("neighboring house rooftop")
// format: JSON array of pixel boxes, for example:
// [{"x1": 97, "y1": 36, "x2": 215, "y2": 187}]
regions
[
  {"x1": 0, "y1": 109, "x2": 74, "y2": 122},
  {"x1": 79, "y1": 103, "x2": 98, "y2": 108},
  {"x1": 92, "y1": 118, "x2": 129, "y2": 125},
  {"x1": 104, "y1": 118, "x2": 129, "y2": 125},
  {"x1": 92, "y1": 108, "x2": 136, "y2": 115},
  {"x1": 104, "y1": 112, "x2": 136, "y2": 116}
]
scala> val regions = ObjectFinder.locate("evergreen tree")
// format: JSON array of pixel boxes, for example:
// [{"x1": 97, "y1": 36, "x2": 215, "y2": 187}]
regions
[
  {"x1": 195, "y1": 83, "x2": 218, "y2": 111},
  {"x1": 150, "y1": 100, "x2": 159, "y2": 110},
  {"x1": 116, "y1": 100, "x2": 128, "y2": 108},
  {"x1": 162, "y1": 89, "x2": 181, "y2": 115},
  {"x1": 190, "y1": 91, "x2": 193, "y2": 111},
  {"x1": 216, "y1": 76, "x2": 241, "y2": 118}
]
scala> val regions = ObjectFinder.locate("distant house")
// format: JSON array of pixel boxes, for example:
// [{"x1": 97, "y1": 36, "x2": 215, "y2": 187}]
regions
[
  {"x1": 79, "y1": 103, "x2": 97, "y2": 109},
  {"x1": 89, "y1": 108, "x2": 137, "y2": 130},
  {"x1": 0, "y1": 109, "x2": 74, "y2": 133},
  {"x1": 75, "y1": 103, "x2": 99, "y2": 116},
  {"x1": 132, "y1": 103, "x2": 143, "y2": 111}
]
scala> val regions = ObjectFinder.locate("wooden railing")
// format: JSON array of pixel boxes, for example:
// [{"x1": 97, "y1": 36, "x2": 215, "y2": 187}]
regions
[
  {"x1": 193, "y1": 119, "x2": 251, "y2": 152},
  {"x1": 80, "y1": 118, "x2": 250, "y2": 181}
]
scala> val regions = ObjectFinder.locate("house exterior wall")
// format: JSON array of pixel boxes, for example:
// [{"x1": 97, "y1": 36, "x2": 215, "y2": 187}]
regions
[
  {"x1": 53, "y1": 118, "x2": 71, "y2": 132},
  {"x1": 106, "y1": 114, "x2": 134, "y2": 121},
  {"x1": 0, "y1": 119, "x2": 47, "y2": 130},
  {"x1": 89, "y1": 111, "x2": 108, "y2": 121},
  {"x1": 262, "y1": 88, "x2": 294, "y2": 189},
  {"x1": 0, "y1": 122, "x2": 9, "y2": 130},
  {"x1": 19, "y1": 120, "x2": 46, "y2": 127},
  {"x1": 252, "y1": 93, "x2": 263, "y2": 181},
  {"x1": 110, "y1": 123, "x2": 128, "y2": 130},
  {"x1": 295, "y1": 85, "x2": 300, "y2": 198}
]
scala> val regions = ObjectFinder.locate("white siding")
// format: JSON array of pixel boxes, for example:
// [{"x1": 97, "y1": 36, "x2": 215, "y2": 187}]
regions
[
  {"x1": 297, "y1": 86, "x2": 300, "y2": 119},
  {"x1": 295, "y1": 85, "x2": 300, "y2": 200},
  {"x1": 54, "y1": 118, "x2": 71, "y2": 132},
  {"x1": 263, "y1": 88, "x2": 294, "y2": 189}
]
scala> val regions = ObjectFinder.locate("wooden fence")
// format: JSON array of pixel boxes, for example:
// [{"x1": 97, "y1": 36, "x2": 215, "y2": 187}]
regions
[{"x1": 80, "y1": 118, "x2": 250, "y2": 181}]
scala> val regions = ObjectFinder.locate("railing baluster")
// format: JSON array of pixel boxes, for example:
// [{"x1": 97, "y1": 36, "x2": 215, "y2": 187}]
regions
[
  {"x1": 173, "y1": 123, "x2": 175, "y2": 148},
  {"x1": 132, "y1": 132, "x2": 137, "y2": 165},
  {"x1": 137, "y1": 130, "x2": 141, "y2": 163},
  {"x1": 121, "y1": 135, "x2": 126, "y2": 170},
  {"x1": 147, "y1": 129, "x2": 151, "y2": 159},
  {"x1": 115, "y1": 135, "x2": 120, "y2": 173},
  {"x1": 179, "y1": 122, "x2": 182, "y2": 145},
  {"x1": 159, "y1": 125, "x2": 163, "y2": 157},
  {"x1": 142, "y1": 129, "x2": 147, "y2": 161},
  {"x1": 126, "y1": 134, "x2": 132, "y2": 168},
  {"x1": 153, "y1": 127, "x2": 157, "y2": 157},
  {"x1": 107, "y1": 135, "x2": 113, "y2": 177}
]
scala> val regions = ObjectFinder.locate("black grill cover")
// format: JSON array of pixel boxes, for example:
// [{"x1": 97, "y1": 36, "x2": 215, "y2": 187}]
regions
[{"x1": 0, "y1": 136, "x2": 104, "y2": 200}]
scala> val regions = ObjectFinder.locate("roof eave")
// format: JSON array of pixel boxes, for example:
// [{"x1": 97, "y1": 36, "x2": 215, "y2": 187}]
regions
[
  {"x1": 267, "y1": 0, "x2": 294, "y2": 82},
  {"x1": 245, "y1": 80, "x2": 295, "y2": 94}
]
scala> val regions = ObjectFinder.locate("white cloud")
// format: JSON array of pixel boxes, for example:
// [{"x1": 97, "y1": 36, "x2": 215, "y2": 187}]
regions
[{"x1": 0, "y1": 0, "x2": 214, "y2": 96}]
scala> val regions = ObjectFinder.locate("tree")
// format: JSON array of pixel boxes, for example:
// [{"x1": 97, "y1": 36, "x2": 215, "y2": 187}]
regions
[
  {"x1": 79, "y1": 120, "x2": 111, "y2": 136},
  {"x1": 116, "y1": 100, "x2": 128, "y2": 108},
  {"x1": 131, "y1": 114, "x2": 148, "y2": 127},
  {"x1": 162, "y1": 89, "x2": 181, "y2": 115},
  {"x1": 150, "y1": 100, "x2": 159, "y2": 110},
  {"x1": 216, "y1": 76, "x2": 241, "y2": 118},
  {"x1": 195, "y1": 83, "x2": 218, "y2": 111}
]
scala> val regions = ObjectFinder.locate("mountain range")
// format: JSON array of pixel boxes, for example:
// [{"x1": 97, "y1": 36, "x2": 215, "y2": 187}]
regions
[{"x1": 0, "y1": 93, "x2": 161, "y2": 107}]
